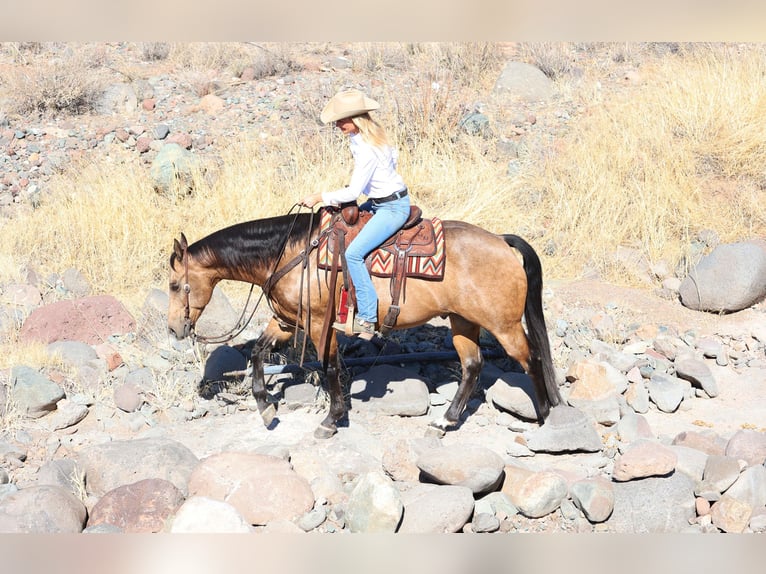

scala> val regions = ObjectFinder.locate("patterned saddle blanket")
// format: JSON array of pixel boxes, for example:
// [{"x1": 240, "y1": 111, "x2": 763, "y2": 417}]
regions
[{"x1": 316, "y1": 206, "x2": 445, "y2": 280}]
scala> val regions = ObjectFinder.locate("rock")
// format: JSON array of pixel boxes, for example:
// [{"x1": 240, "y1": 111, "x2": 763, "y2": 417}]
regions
[
  {"x1": 397, "y1": 483, "x2": 474, "y2": 533},
  {"x1": 679, "y1": 240, "x2": 766, "y2": 313},
  {"x1": 725, "y1": 429, "x2": 766, "y2": 466},
  {"x1": 113, "y1": 382, "x2": 144, "y2": 412},
  {"x1": 10, "y1": 365, "x2": 65, "y2": 418},
  {"x1": 77, "y1": 438, "x2": 199, "y2": 496},
  {"x1": 612, "y1": 440, "x2": 677, "y2": 481},
  {"x1": 723, "y1": 465, "x2": 766, "y2": 508},
  {"x1": 674, "y1": 356, "x2": 719, "y2": 398},
  {"x1": 668, "y1": 445, "x2": 709, "y2": 482},
  {"x1": 485, "y1": 371, "x2": 538, "y2": 421},
  {"x1": 36, "y1": 459, "x2": 84, "y2": 498},
  {"x1": 45, "y1": 341, "x2": 98, "y2": 367},
  {"x1": 710, "y1": 495, "x2": 752, "y2": 533},
  {"x1": 696, "y1": 455, "x2": 742, "y2": 498},
  {"x1": 88, "y1": 478, "x2": 185, "y2": 533},
  {"x1": 188, "y1": 452, "x2": 314, "y2": 525},
  {"x1": 524, "y1": 405, "x2": 602, "y2": 453},
  {"x1": 169, "y1": 496, "x2": 252, "y2": 533},
  {"x1": 382, "y1": 437, "x2": 442, "y2": 482},
  {"x1": 646, "y1": 373, "x2": 686, "y2": 413},
  {"x1": 474, "y1": 491, "x2": 518, "y2": 520},
  {"x1": 615, "y1": 412, "x2": 655, "y2": 444},
  {"x1": 624, "y1": 381, "x2": 650, "y2": 414},
  {"x1": 0, "y1": 485, "x2": 87, "y2": 533},
  {"x1": 494, "y1": 61, "x2": 555, "y2": 102},
  {"x1": 501, "y1": 464, "x2": 568, "y2": 518},
  {"x1": 570, "y1": 476, "x2": 614, "y2": 523},
  {"x1": 604, "y1": 472, "x2": 696, "y2": 533},
  {"x1": 45, "y1": 398, "x2": 89, "y2": 431},
  {"x1": 416, "y1": 443, "x2": 505, "y2": 494},
  {"x1": 150, "y1": 142, "x2": 199, "y2": 195},
  {"x1": 19, "y1": 295, "x2": 136, "y2": 345},
  {"x1": 345, "y1": 471, "x2": 403, "y2": 533},
  {"x1": 672, "y1": 430, "x2": 726, "y2": 456},
  {"x1": 349, "y1": 365, "x2": 430, "y2": 416}
]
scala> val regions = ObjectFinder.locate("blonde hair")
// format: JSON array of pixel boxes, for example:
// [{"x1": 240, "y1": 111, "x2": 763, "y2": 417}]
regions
[{"x1": 351, "y1": 113, "x2": 390, "y2": 149}]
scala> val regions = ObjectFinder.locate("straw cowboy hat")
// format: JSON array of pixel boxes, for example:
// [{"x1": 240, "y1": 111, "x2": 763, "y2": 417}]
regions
[{"x1": 320, "y1": 89, "x2": 380, "y2": 124}]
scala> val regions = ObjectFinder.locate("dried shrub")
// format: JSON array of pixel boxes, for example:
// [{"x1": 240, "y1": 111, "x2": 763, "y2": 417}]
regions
[
  {"x1": 2, "y1": 51, "x2": 105, "y2": 116},
  {"x1": 517, "y1": 42, "x2": 574, "y2": 79},
  {"x1": 141, "y1": 42, "x2": 171, "y2": 61}
]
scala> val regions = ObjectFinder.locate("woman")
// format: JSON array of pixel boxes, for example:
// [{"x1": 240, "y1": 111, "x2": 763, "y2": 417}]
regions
[{"x1": 300, "y1": 89, "x2": 410, "y2": 337}]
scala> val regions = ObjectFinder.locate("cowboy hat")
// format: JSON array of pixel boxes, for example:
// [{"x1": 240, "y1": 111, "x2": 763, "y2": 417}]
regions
[{"x1": 320, "y1": 89, "x2": 380, "y2": 124}]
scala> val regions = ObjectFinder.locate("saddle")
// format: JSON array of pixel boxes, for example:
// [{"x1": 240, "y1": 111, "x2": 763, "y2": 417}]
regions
[{"x1": 318, "y1": 202, "x2": 444, "y2": 336}]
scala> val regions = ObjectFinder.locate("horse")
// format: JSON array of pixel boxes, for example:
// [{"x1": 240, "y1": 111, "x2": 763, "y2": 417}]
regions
[{"x1": 167, "y1": 210, "x2": 563, "y2": 438}]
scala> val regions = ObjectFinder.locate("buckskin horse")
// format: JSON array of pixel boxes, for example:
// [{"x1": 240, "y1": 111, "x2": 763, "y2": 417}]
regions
[{"x1": 167, "y1": 207, "x2": 563, "y2": 438}]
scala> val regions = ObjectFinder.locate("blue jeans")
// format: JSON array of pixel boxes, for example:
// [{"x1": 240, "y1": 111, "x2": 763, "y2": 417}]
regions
[{"x1": 346, "y1": 196, "x2": 411, "y2": 323}]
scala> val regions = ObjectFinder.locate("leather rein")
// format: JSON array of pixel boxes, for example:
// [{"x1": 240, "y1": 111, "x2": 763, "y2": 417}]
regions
[{"x1": 180, "y1": 207, "x2": 328, "y2": 350}]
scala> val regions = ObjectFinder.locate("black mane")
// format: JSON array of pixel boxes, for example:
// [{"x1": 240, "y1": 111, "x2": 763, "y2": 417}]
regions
[{"x1": 173, "y1": 212, "x2": 322, "y2": 273}]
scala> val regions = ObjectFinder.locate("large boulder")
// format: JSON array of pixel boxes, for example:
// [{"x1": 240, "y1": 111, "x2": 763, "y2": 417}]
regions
[{"x1": 679, "y1": 240, "x2": 766, "y2": 313}]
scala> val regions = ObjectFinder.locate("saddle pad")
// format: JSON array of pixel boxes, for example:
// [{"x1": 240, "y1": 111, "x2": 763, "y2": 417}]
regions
[{"x1": 317, "y1": 208, "x2": 446, "y2": 280}]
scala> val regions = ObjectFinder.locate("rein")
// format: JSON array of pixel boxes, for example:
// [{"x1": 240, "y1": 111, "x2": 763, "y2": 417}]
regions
[{"x1": 181, "y1": 205, "x2": 328, "y2": 352}]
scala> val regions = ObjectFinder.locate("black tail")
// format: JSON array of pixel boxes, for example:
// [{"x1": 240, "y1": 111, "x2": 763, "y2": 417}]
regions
[{"x1": 502, "y1": 234, "x2": 562, "y2": 420}]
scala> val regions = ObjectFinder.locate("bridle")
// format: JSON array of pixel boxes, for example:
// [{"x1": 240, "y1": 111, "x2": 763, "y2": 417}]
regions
[{"x1": 176, "y1": 205, "x2": 328, "y2": 347}]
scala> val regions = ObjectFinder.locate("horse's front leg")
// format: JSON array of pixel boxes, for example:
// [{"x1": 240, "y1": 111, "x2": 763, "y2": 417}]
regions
[
  {"x1": 314, "y1": 334, "x2": 345, "y2": 439},
  {"x1": 251, "y1": 317, "x2": 293, "y2": 427}
]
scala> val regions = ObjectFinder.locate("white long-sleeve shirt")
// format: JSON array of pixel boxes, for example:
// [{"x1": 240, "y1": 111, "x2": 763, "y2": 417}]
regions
[{"x1": 321, "y1": 133, "x2": 406, "y2": 206}]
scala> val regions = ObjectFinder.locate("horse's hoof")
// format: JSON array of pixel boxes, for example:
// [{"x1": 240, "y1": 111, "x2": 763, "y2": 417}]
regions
[
  {"x1": 314, "y1": 423, "x2": 337, "y2": 439},
  {"x1": 260, "y1": 403, "x2": 277, "y2": 427}
]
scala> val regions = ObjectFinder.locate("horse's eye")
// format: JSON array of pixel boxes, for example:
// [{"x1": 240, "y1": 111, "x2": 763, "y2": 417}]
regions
[{"x1": 169, "y1": 282, "x2": 179, "y2": 292}]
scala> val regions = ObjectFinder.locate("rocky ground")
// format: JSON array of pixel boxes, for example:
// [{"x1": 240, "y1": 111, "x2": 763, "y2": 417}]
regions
[{"x1": 1, "y1": 43, "x2": 765, "y2": 534}]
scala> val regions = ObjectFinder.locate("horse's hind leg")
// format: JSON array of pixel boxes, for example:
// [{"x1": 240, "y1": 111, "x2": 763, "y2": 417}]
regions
[
  {"x1": 493, "y1": 322, "x2": 550, "y2": 423},
  {"x1": 251, "y1": 317, "x2": 293, "y2": 427},
  {"x1": 429, "y1": 315, "x2": 483, "y2": 435}
]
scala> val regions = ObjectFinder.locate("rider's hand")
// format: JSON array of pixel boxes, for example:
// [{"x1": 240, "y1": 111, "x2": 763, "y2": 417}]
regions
[{"x1": 300, "y1": 193, "x2": 322, "y2": 208}]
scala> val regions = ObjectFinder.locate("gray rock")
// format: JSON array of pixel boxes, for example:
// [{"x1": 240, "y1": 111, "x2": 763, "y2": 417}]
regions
[
  {"x1": 398, "y1": 483, "x2": 474, "y2": 533},
  {"x1": 37, "y1": 459, "x2": 84, "y2": 498},
  {"x1": 646, "y1": 373, "x2": 686, "y2": 413},
  {"x1": 46, "y1": 340, "x2": 99, "y2": 367},
  {"x1": 485, "y1": 371, "x2": 538, "y2": 421},
  {"x1": 345, "y1": 471, "x2": 403, "y2": 533},
  {"x1": 524, "y1": 405, "x2": 602, "y2": 453},
  {"x1": 77, "y1": 437, "x2": 199, "y2": 496},
  {"x1": 349, "y1": 365, "x2": 430, "y2": 417},
  {"x1": 494, "y1": 61, "x2": 555, "y2": 102},
  {"x1": 723, "y1": 465, "x2": 766, "y2": 508},
  {"x1": 474, "y1": 491, "x2": 519, "y2": 520},
  {"x1": 604, "y1": 472, "x2": 696, "y2": 533},
  {"x1": 615, "y1": 412, "x2": 655, "y2": 444},
  {"x1": 679, "y1": 240, "x2": 766, "y2": 312},
  {"x1": 45, "y1": 399, "x2": 89, "y2": 431},
  {"x1": 10, "y1": 365, "x2": 65, "y2": 418},
  {"x1": 0, "y1": 485, "x2": 87, "y2": 533},
  {"x1": 416, "y1": 443, "x2": 505, "y2": 494},
  {"x1": 668, "y1": 445, "x2": 709, "y2": 482},
  {"x1": 624, "y1": 381, "x2": 650, "y2": 414},
  {"x1": 382, "y1": 437, "x2": 442, "y2": 483},
  {"x1": 150, "y1": 142, "x2": 199, "y2": 195},
  {"x1": 570, "y1": 476, "x2": 614, "y2": 523},
  {"x1": 696, "y1": 455, "x2": 742, "y2": 498},
  {"x1": 674, "y1": 356, "x2": 719, "y2": 398}
]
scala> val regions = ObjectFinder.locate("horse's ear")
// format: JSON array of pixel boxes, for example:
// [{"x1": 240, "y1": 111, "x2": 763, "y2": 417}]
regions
[{"x1": 173, "y1": 234, "x2": 187, "y2": 261}]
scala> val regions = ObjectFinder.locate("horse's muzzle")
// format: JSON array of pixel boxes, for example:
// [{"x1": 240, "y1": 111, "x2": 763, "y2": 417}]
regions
[{"x1": 168, "y1": 320, "x2": 193, "y2": 340}]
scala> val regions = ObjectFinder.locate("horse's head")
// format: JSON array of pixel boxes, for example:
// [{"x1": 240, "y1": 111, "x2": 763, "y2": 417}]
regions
[{"x1": 168, "y1": 233, "x2": 216, "y2": 340}]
